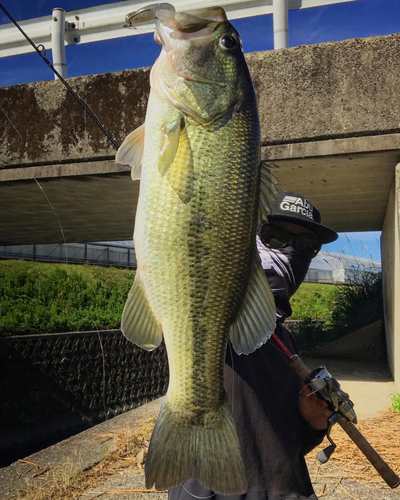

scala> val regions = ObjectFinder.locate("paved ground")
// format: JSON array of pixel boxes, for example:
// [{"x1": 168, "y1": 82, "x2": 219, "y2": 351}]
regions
[
  {"x1": 75, "y1": 468, "x2": 400, "y2": 500},
  {"x1": 1, "y1": 358, "x2": 399, "y2": 499}
]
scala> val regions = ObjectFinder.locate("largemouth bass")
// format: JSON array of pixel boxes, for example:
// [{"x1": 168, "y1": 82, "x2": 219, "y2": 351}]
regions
[{"x1": 116, "y1": 3, "x2": 277, "y2": 494}]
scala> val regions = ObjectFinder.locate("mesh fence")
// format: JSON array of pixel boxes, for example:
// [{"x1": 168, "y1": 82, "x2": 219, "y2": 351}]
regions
[{"x1": 1, "y1": 330, "x2": 168, "y2": 424}]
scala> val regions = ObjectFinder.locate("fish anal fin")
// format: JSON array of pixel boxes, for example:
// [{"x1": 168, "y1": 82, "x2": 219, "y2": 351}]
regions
[
  {"x1": 166, "y1": 122, "x2": 194, "y2": 203},
  {"x1": 229, "y1": 256, "x2": 276, "y2": 354},
  {"x1": 121, "y1": 272, "x2": 162, "y2": 350},
  {"x1": 258, "y1": 161, "x2": 278, "y2": 224},
  {"x1": 116, "y1": 123, "x2": 145, "y2": 180}
]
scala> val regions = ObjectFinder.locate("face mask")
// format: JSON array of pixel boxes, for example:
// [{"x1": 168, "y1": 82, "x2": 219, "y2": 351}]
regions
[{"x1": 257, "y1": 237, "x2": 311, "y2": 321}]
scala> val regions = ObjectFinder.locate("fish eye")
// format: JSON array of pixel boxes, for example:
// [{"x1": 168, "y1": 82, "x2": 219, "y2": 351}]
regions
[{"x1": 219, "y1": 34, "x2": 238, "y2": 51}]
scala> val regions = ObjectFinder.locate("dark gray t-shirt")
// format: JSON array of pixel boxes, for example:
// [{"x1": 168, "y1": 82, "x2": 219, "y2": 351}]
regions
[{"x1": 168, "y1": 323, "x2": 325, "y2": 500}]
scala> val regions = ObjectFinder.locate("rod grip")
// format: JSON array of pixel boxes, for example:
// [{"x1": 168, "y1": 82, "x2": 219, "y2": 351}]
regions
[
  {"x1": 288, "y1": 354, "x2": 312, "y2": 380},
  {"x1": 337, "y1": 418, "x2": 399, "y2": 489}
]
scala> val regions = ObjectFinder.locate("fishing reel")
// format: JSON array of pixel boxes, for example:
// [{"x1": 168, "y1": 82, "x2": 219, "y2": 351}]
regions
[{"x1": 305, "y1": 366, "x2": 357, "y2": 464}]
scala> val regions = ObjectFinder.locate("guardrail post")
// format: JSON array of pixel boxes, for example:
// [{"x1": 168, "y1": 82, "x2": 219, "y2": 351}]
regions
[
  {"x1": 51, "y1": 8, "x2": 67, "y2": 79},
  {"x1": 273, "y1": 0, "x2": 289, "y2": 49}
]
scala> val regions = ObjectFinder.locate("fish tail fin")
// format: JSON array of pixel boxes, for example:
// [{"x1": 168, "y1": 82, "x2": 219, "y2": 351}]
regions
[{"x1": 145, "y1": 398, "x2": 247, "y2": 495}]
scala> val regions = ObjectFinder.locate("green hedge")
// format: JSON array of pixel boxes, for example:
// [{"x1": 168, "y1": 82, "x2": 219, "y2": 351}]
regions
[
  {"x1": 289, "y1": 273, "x2": 383, "y2": 351},
  {"x1": 290, "y1": 282, "x2": 339, "y2": 322},
  {"x1": 0, "y1": 260, "x2": 383, "y2": 347},
  {"x1": 0, "y1": 260, "x2": 135, "y2": 336}
]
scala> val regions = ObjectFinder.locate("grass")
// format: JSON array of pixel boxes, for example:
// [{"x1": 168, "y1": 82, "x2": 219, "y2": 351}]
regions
[
  {"x1": 290, "y1": 282, "x2": 339, "y2": 322},
  {"x1": 288, "y1": 271, "x2": 383, "y2": 351},
  {"x1": 392, "y1": 394, "x2": 400, "y2": 413},
  {"x1": 0, "y1": 260, "x2": 383, "y2": 349},
  {"x1": 0, "y1": 261, "x2": 341, "y2": 338},
  {"x1": 0, "y1": 260, "x2": 135, "y2": 336}
]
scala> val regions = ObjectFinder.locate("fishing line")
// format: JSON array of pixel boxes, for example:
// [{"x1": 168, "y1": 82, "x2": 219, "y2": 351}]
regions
[
  {"x1": 0, "y1": 103, "x2": 23, "y2": 155},
  {"x1": 0, "y1": 2, "x2": 120, "y2": 150},
  {"x1": 32, "y1": 177, "x2": 109, "y2": 419},
  {"x1": 1, "y1": 0, "x2": 113, "y2": 421},
  {"x1": 33, "y1": 180, "x2": 108, "y2": 416},
  {"x1": 97, "y1": 329, "x2": 108, "y2": 420},
  {"x1": 227, "y1": 341, "x2": 235, "y2": 410},
  {"x1": 182, "y1": 484, "x2": 215, "y2": 499},
  {"x1": 32, "y1": 177, "x2": 69, "y2": 265}
]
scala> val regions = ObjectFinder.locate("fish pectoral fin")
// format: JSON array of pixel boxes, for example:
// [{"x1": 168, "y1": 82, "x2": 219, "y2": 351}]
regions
[
  {"x1": 115, "y1": 123, "x2": 145, "y2": 180},
  {"x1": 229, "y1": 256, "x2": 276, "y2": 354},
  {"x1": 121, "y1": 272, "x2": 162, "y2": 350},
  {"x1": 258, "y1": 161, "x2": 278, "y2": 224},
  {"x1": 158, "y1": 117, "x2": 182, "y2": 176},
  {"x1": 166, "y1": 121, "x2": 194, "y2": 203}
]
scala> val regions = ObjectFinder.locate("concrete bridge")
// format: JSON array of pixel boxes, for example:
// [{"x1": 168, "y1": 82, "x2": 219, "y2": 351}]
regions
[{"x1": 1, "y1": 32, "x2": 400, "y2": 387}]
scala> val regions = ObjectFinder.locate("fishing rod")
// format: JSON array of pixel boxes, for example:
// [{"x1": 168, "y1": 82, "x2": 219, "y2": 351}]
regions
[
  {"x1": 0, "y1": 2, "x2": 120, "y2": 150},
  {"x1": 271, "y1": 332, "x2": 400, "y2": 489}
]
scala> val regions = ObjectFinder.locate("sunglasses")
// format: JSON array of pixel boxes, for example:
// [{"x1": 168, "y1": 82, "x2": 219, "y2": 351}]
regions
[{"x1": 259, "y1": 225, "x2": 321, "y2": 259}]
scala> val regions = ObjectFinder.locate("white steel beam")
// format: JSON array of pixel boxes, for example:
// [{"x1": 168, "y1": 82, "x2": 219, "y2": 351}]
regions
[
  {"x1": 52, "y1": 8, "x2": 67, "y2": 78},
  {"x1": 273, "y1": 0, "x2": 289, "y2": 49},
  {"x1": 0, "y1": 0, "x2": 357, "y2": 58}
]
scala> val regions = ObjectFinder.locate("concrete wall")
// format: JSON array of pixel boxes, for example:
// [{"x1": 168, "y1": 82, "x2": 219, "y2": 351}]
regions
[
  {"x1": 381, "y1": 165, "x2": 400, "y2": 388},
  {"x1": 2, "y1": 33, "x2": 400, "y2": 168}
]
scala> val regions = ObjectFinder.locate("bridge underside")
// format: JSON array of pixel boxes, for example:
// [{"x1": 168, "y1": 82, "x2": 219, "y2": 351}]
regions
[{"x1": 1, "y1": 139, "x2": 398, "y2": 245}]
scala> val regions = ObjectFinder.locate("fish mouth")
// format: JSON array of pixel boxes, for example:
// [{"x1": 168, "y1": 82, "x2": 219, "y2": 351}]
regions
[
  {"x1": 131, "y1": 3, "x2": 232, "y2": 123},
  {"x1": 127, "y1": 4, "x2": 229, "y2": 87},
  {"x1": 125, "y1": 3, "x2": 228, "y2": 32},
  {"x1": 126, "y1": 3, "x2": 176, "y2": 29}
]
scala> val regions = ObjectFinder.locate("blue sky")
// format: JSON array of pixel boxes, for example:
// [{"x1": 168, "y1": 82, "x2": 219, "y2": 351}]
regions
[
  {"x1": 322, "y1": 232, "x2": 381, "y2": 263},
  {"x1": 1, "y1": 0, "x2": 397, "y2": 260}
]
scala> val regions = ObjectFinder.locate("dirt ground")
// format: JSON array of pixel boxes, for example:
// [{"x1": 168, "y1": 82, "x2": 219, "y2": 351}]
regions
[
  {"x1": 6, "y1": 406, "x2": 398, "y2": 500},
  {"x1": 3, "y1": 355, "x2": 399, "y2": 500}
]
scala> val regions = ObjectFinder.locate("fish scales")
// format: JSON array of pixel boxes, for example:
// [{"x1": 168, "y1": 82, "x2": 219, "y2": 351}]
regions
[
  {"x1": 117, "y1": 3, "x2": 277, "y2": 495},
  {"x1": 140, "y1": 102, "x2": 259, "y2": 410}
]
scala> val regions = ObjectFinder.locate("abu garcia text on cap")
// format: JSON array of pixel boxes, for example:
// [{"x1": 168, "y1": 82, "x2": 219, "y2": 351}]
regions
[{"x1": 280, "y1": 195, "x2": 314, "y2": 220}]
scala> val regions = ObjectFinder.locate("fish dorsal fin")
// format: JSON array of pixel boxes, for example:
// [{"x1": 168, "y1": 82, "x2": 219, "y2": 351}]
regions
[
  {"x1": 166, "y1": 122, "x2": 194, "y2": 203},
  {"x1": 121, "y1": 271, "x2": 162, "y2": 351},
  {"x1": 158, "y1": 117, "x2": 182, "y2": 176},
  {"x1": 258, "y1": 161, "x2": 278, "y2": 224},
  {"x1": 116, "y1": 123, "x2": 145, "y2": 180},
  {"x1": 229, "y1": 255, "x2": 276, "y2": 354}
]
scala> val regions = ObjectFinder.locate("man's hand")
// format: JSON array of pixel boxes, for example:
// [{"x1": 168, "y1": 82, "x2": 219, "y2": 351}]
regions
[{"x1": 298, "y1": 384, "x2": 332, "y2": 430}]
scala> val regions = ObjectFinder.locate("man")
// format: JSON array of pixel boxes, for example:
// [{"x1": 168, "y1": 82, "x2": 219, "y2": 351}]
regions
[{"x1": 169, "y1": 189, "x2": 339, "y2": 500}]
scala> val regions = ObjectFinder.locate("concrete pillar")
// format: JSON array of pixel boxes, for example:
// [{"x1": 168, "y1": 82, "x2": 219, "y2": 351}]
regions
[{"x1": 381, "y1": 164, "x2": 400, "y2": 389}]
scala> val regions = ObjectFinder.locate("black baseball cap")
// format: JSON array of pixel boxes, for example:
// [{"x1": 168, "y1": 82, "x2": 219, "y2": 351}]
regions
[{"x1": 266, "y1": 189, "x2": 338, "y2": 244}]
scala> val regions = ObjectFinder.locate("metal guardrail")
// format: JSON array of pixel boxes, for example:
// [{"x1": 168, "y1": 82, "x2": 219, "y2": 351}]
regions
[
  {"x1": 0, "y1": 242, "x2": 137, "y2": 268},
  {"x1": 0, "y1": 0, "x2": 356, "y2": 78}
]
